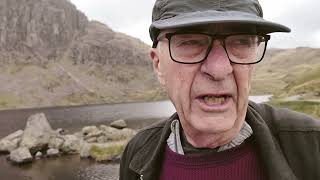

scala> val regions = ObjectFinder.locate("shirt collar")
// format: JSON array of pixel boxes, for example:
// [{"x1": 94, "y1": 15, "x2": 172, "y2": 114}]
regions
[{"x1": 167, "y1": 119, "x2": 253, "y2": 155}]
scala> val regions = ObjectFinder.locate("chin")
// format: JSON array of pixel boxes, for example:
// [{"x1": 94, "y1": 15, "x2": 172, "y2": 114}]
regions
[{"x1": 190, "y1": 113, "x2": 237, "y2": 134}]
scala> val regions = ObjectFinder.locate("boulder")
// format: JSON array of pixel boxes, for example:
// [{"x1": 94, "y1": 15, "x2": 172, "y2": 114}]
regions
[
  {"x1": 99, "y1": 126, "x2": 120, "y2": 141},
  {"x1": 85, "y1": 130, "x2": 103, "y2": 139},
  {"x1": 0, "y1": 130, "x2": 24, "y2": 141},
  {"x1": 61, "y1": 135, "x2": 80, "y2": 154},
  {"x1": 101, "y1": 127, "x2": 137, "y2": 141},
  {"x1": 35, "y1": 151, "x2": 43, "y2": 159},
  {"x1": 82, "y1": 126, "x2": 103, "y2": 142},
  {"x1": 96, "y1": 136, "x2": 109, "y2": 143},
  {"x1": 48, "y1": 136, "x2": 64, "y2": 149},
  {"x1": 79, "y1": 142, "x2": 91, "y2": 158},
  {"x1": 47, "y1": 148, "x2": 60, "y2": 157},
  {"x1": 82, "y1": 126, "x2": 99, "y2": 135},
  {"x1": 110, "y1": 119, "x2": 127, "y2": 129},
  {"x1": 20, "y1": 113, "x2": 53, "y2": 153},
  {"x1": 86, "y1": 137, "x2": 98, "y2": 143},
  {"x1": 73, "y1": 132, "x2": 83, "y2": 139},
  {"x1": 9, "y1": 147, "x2": 33, "y2": 164},
  {"x1": 54, "y1": 128, "x2": 67, "y2": 135},
  {"x1": 0, "y1": 139, "x2": 20, "y2": 153},
  {"x1": 0, "y1": 130, "x2": 24, "y2": 152},
  {"x1": 99, "y1": 125, "x2": 117, "y2": 133}
]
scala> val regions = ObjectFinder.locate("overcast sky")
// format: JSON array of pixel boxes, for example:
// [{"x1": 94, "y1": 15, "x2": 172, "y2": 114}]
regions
[{"x1": 70, "y1": 0, "x2": 320, "y2": 48}]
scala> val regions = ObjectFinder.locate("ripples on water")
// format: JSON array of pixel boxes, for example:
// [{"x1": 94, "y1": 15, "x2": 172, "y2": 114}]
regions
[
  {"x1": 77, "y1": 164, "x2": 119, "y2": 180},
  {"x1": 0, "y1": 155, "x2": 119, "y2": 180}
]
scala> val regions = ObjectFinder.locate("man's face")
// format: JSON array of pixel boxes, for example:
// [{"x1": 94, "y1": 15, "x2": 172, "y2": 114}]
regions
[{"x1": 150, "y1": 25, "x2": 254, "y2": 147}]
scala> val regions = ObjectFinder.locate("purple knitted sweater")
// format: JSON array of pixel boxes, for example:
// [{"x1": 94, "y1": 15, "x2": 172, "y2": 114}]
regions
[{"x1": 160, "y1": 141, "x2": 267, "y2": 180}]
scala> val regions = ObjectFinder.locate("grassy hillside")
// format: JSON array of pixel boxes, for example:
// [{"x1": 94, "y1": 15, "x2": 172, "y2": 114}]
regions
[
  {"x1": 251, "y1": 47, "x2": 320, "y2": 100},
  {"x1": 0, "y1": 60, "x2": 166, "y2": 110},
  {"x1": 252, "y1": 47, "x2": 320, "y2": 118}
]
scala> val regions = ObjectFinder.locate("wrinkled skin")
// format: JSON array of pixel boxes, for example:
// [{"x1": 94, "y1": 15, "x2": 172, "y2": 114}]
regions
[{"x1": 150, "y1": 25, "x2": 254, "y2": 148}]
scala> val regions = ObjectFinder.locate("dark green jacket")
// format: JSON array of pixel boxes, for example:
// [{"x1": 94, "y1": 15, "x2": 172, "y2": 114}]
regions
[{"x1": 120, "y1": 102, "x2": 320, "y2": 180}]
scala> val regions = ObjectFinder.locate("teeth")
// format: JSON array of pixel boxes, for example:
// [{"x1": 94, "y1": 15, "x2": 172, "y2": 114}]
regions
[{"x1": 203, "y1": 96, "x2": 225, "y2": 105}]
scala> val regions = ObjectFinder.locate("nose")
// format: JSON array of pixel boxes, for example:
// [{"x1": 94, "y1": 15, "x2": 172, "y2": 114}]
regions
[{"x1": 200, "y1": 40, "x2": 233, "y2": 80}]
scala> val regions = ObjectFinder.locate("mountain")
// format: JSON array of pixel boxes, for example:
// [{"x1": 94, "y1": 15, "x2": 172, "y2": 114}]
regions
[
  {"x1": 0, "y1": 0, "x2": 318, "y2": 109},
  {"x1": 0, "y1": 0, "x2": 165, "y2": 109},
  {"x1": 0, "y1": 0, "x2": 87, "y2": 62},
  {"x1": 251, "y1": 47, "x2": 320, "y2": 100},
  {"x1": 0, "y1": 0, "x2": 152, "y2": 65}
]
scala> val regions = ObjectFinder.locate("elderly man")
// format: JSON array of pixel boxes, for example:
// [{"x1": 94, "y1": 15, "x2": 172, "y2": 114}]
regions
[{"x1": 120, "y1": 0, "x2": 320, "y2": 179}]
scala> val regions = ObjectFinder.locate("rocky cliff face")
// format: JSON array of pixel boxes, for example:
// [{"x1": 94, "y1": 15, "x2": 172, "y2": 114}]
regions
[
  {"x1": 0, "y1": 0, "x2": 88, "y2": 62},
  {"x1": 0, "y1": 0, "x2": 162, "y2": 109},
  {"x1": 0, "y1": 0, "x2": 150, "y2": 66},
  {"x1": 70, "y1": 21, "x2": 150, "y2": 65}
]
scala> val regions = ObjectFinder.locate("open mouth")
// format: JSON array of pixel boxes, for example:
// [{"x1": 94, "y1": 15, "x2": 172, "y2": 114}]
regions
[{"x1": 200, "y1": 94, "x2": 232, "y2": 106}]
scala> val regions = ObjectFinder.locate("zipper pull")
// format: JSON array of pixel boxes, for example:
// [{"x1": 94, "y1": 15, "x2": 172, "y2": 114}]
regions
[{"x1": 140, "y1": 174, "x2": 144, "y2": 180}]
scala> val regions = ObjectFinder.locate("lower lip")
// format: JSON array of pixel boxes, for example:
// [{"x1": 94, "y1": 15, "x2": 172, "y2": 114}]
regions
[{"x1": 195, "y1": 96, "x2": 233, "y2": 112}]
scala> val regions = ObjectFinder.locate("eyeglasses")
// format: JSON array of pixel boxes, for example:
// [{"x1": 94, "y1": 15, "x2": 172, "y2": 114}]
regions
[{"x1": 157, "y1": 32, "x2": 270, "y2": 64}]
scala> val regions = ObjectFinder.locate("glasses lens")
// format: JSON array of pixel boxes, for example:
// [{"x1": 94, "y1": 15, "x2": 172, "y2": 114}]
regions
[
  {"x1": 170, "y1": 34, "x2": 211, "y2": 63},
  {"x1": 225, "y1": 35, "x2": 266, "y2": 64}
]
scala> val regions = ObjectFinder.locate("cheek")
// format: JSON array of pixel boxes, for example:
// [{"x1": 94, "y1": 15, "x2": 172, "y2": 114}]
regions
[
  {"x1": 233, "y1": 65, "x2": 253, "y2": 93},
  {"x1": 163, "y1": 64, "x2": 200, "y2": 104},
  {"x1": 164, "y1": 62, "x2": 199, "y2": 87}
]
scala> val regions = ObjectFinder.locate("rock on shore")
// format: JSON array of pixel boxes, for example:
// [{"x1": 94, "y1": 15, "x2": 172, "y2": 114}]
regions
[
  {"x1": 20, "y1": 113, "x2": 53, "y2": 153},
  {"x1": 0, "y1": 130, "x2": 23, "y2": 152},
  {"x1": 0, "y1": 113, "x2": 137, "y2": 164},
  {"x1": 9, "y1": 147, "x2": 33, "y2": 164}
]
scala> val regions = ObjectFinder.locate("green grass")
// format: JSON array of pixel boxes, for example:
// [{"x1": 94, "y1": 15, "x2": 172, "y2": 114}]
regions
[
  {"x1": 278, "y1": 66, "x2": 320, "y2": 97},
  {"x1": 90, "y1": 144, "x2": 125, "y2": 161},
  {"x1": 43, "y1": 73, "x2": 62, "y2": 92},
  {"x1": 269, "y1": 100, "x2": 320, "y2": 119},
  {"x1": 0, "y1": 93, "x2": 22, "y2": 109},
  {"x1": 63, "y1": 92, "x2": 105, "y2": 105}
]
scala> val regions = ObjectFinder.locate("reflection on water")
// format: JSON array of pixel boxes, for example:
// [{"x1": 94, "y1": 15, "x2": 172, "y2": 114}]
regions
[
  {"x1": 77, "y1": 163, "x2": 119, "y2": 180},
  {"x1": 0, "y1": 154, "x2": 119, "y2": 180},
  {"x1": 0, "y1": 97, "x2": 271, "y2": 180}
]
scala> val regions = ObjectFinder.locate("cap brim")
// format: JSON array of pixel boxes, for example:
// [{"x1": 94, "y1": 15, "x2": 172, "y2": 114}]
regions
[{"x1": 151, "y1": 10, "x2": 290, "y2": 35}]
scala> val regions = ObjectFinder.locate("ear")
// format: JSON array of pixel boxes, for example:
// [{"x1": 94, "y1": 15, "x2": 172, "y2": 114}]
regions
[{"x1": 150, "y1": 48, "x2": 165, "y2": 86}]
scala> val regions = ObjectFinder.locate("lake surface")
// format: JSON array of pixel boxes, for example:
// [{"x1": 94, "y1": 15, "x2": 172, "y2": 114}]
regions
[
  {"x1": 0, "y1": 101, "x2": 175, "y2": 180},
  {"x1": 0, "y1": 96, "x2": 270, "y2": 180}
]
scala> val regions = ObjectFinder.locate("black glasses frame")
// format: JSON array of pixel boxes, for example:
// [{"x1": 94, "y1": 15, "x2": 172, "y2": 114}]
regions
[{"x1": 161, "y1": 32, "x2": 270, "y2": 65}]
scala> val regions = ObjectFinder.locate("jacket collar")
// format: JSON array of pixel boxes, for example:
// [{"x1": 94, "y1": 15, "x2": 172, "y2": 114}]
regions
[
  {"x1": 247, "y1": 103, "x2": 298, "y2": 180},
  {"x1": 129, "y1": 113, "x2": 176, "y2": 179},
  {"x1": 129, "y1": 103, "x2": 298, "y2": 180}
]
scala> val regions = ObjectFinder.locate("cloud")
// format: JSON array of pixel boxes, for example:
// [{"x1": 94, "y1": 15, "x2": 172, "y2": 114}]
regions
[
  {"x1": 261, "y1": 0, "x2": 320, "y2": 48},
  {"x1": 71, "y1": 0, "x2": 320, "y2": 48},
  {"x1": 70, "y1": 0, "x2": 154, "y2": 29}
]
